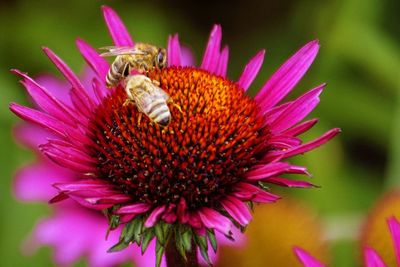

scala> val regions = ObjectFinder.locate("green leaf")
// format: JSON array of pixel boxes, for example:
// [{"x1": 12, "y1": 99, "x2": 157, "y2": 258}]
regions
[
  {"x1": 107, "y1": 239, "x2": 129, "y2": 253},
  {"x1": 133, "y1": 219, "x2": 144, "y2": 244},
  {"x1": 207, "y1": 229, "x2": 217, "y2": 253},
  {"x1": 155, "y1": 240, "x2": 165, "y2": 267},
  {"x1": 141, "y1": 229, "x2": 155, "y2": 255},
  {"x1": 175, "y1": 228, "x2": 188, "y2": 260}
]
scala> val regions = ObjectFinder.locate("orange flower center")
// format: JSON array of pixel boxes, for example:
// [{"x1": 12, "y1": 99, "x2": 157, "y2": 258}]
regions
[{"x1": 87, "y1": 67, "x2": 268, "y2": 210}]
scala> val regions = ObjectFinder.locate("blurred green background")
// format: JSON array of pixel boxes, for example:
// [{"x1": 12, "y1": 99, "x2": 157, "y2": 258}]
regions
[{"x1": 1, "y1": 0, "x2": 399, "y2": 266}]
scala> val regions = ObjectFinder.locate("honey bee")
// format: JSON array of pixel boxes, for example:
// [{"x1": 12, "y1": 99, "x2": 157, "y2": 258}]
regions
[
  {"x1": 124, "y1": 74, "x2": 181, "y2": 127},
  {"x1": 100, "y1": 43, "x2": 167, "y2": 88}
]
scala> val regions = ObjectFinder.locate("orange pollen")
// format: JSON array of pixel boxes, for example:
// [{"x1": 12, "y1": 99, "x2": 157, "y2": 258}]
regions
[{"x1": 87, "y1": 67, "x2": 269, "y2": 209}]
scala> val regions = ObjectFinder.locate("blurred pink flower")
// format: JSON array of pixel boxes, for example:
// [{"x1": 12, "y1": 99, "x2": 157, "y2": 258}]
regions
[
  {"x1": 294, "y1": 216, "x2": 400, "y2": 267},
  {"x1": 11, "y1": 5, "x2": 339, "y2": 266}
]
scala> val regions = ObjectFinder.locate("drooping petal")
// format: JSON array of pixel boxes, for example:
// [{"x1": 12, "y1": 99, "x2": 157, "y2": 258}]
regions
[
  {"x1": 269, "y1": 84, "x2": 325, "y2": 133},
  {"x1": 101, "y1": 5, "x2": 134, "y2": 47},
  {"x1": 245, "y1": 162, "x2": 290, "y2": 181},
  {"x1": 266, "y1": 177, "x2": 315, "y2": 188},
  {"x1": 116, "y1": 203, "x2": 152, "y2": 214},
  {"x1": 215, "y1": 45, "x2": 229, "y2": 77},
  {"x1": 293, "y1": 247, "x2": 326, "y2": 267},
  {"x1": 232, "y1": 182, "x2": 280, "y2": 203},
  {"x1": 76, "y1": 38, "x2": 110, "y2": 81},
  {"x1": 198, "y1": 208, "x2": 232, "y2": 236},
  {"x1": 237, "y1": 50, "x2": 265, "y2": 91},
  {"x1": 388, "y1": 216, "x2": 400, "y2": 266},
  {"x1": 221, "y1": 196, "x2": 252, "y2": 226},
  {"x1": 364, "y1": 247, "x2": 387, "y2": 267},
  {"x1": 277, "y1": 128, "x2": 341, "y2": 159},
  {"x1": 167, "y1": 34, "x2": 181, "y2": 67},
  {"x1": 10, "y1": 103, "x2": 67, "y2": 137},
  {"x1": 144, "y1": 205, "x2": 166, "y2": 227},
  {"x1": 255, "y1": 40, "x2": 319, "y2": 109},
  {"x1": 283, "y1": 118, "x2": 318, "y2": 136},
  {"x1": 200, "y1": 25, "x2": 222, "y2": 73}
]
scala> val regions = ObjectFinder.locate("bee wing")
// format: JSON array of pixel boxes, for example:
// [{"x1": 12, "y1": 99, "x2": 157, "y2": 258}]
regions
[
  {"x1": 99, "y1": 46, "x2": 148, "y2": 57},
  {"x1": 131, "y1": 81, "x2": 170, "y2": 113}
]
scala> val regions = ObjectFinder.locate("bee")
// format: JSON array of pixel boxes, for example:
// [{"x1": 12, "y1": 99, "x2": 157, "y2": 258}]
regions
[
  {"x1": 100, "y1": 43, "x2": 167, "y2": 88},
  {"x1": 124, "y1": 74, "x2": 181, "y2": 127}
]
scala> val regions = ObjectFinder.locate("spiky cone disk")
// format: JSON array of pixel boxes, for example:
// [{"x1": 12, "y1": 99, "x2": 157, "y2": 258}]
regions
[{"x1": 10, "y1": 5, "x2": 340, "y2": 266}]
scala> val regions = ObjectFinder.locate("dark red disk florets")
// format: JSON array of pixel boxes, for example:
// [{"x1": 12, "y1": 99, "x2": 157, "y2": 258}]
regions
[{"x1": 87, "y1": 67, "x2": 268, "y2": 210}]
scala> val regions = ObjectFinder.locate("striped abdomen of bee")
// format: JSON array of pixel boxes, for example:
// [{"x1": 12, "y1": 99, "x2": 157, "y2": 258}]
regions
[
  {"x1": 106, "y1": 55, "x2": 131, "y2": 88},
  {"x1": 125, "y1": 75, "x2": 172, "y2": 127}
]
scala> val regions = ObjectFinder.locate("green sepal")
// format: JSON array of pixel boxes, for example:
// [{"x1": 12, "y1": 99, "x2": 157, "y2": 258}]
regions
[
  {"x1": 181, "y1": 228, "x2": 192, "y2": 252},
  {"x1": 207, "y1": 229, "x2": 217, "y2": 253},
  {"x1": 107, "y1": 239, "x2": 130, "y2": 253},
  {"x1": 154, "y1": 223, "x2": 165, "y2": 245},
  {"x1": 123, "y1": 217, "x2": 143, "y2": 245},
  {"x1": 155, "y1": 240, "x2": 165, "y2": 267},
  {"x1": 106, "y1": 214, "x2": 120, "y2": 239},
  {"x1": 195, "y1": 234, "x2": 211, "y2": 265},
  {"x1": 141, "y1": 228, "x2": 155, "y2": 255},
  {"x1": 175, "y1": 233, "x2": 187, "y2": 261}
]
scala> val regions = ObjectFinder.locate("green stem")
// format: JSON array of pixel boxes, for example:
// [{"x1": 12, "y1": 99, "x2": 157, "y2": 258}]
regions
[{"x1": 165, "y1": 234, "x2": 198, "y2": 267}]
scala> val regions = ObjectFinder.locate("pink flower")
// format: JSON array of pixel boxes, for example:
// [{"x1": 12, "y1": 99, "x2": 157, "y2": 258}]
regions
[
  {"x1": 294, "y1": 216, "x2": 400, "y2": 267},
  {"x1": 11, "y1": 5, "x2": 339, "y2": 266}
]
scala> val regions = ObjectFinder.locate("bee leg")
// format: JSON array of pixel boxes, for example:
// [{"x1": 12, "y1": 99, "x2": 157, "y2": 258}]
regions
[
  {"x1": 123, "y1": 99, "x2": 134, "y2": 107},
  {"x1": 167, "y1": 99, "x2": 183, "y2": 114},
  {"x1": 137, "y1": 113, "x2": 143, "y2": 127},
  {"x1": 151, "y1": 80, "x2": 160, "y2": 86}
]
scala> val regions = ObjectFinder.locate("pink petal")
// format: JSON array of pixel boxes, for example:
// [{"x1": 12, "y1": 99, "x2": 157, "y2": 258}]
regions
[
  {"x1": 30, "y1": 205, "x2": 135, "y2": 267},
  {"x1": 198, "y1": 208, "x2": 232, "y2": 236},
  {"x1": 268, "y1": 135, "x2": 302, "y2": 149},
  {"x1": 180, "y1": 45, "x2": 196, "y2": 66},
  {"x1": 144, "y1": 205, "x2": 166, "y2": 227},
  {"x1": 12, "y1": 69, "x2": 77, "y2": 126},
  {"x1": 92, "y1": 78, "x2": 109, "y2": 103},
  {"x1": 200, "y1": 25, "x2": 222, "y2": 73},
  {"x1": 10, "y1": 103, "x2": 66, "y2": 137},
  {"x1": 14, "y1": 122, "x2": 55, "y2": 150},
  {"x1": 388, "y1": 216, "x2": 400, "y2": 266},
  {"x1": 167, "y1": 34, "x2": 181, "y2": 67},
  {"x1": 277, "y1": 128, "x2": 341, "y2": 159},
  {"x1": 246, "y1": 162, "x2": 290, "y2": 181},
  {"x1": 269, "y1": 84, "x2": 325, "y2": 133},
  {"x1": 221, "y1": 196, "x2": 252, "y2": 226},
  {"x1": 364, "y1": 247, "x2": 387, "y2": 267},
  {"x1": 76, "y1": 38, "x2": 110, "y2": 81},
  {"x1": 215, "y1": 45, "x2": 229, "y2": 77},
  {"x1": 263, "y1": 102, "x2": 291, "y2": 125},
  {"x1": 101, "y1": 6, "x2": 134, "y2": 47},
  {"x1": 293, "y1": 247, "x2": 326, "y2": 267},
  {"x1": 232, "y1": 182, "x2": 280, "y2": 203},
  {"x1": 255, "y1": 40, "x2": 319, "y2": 109},
  {"x1": 42, "y1": 47, "x2": 94, "y2": 108},
  {"x1": 283, "y1": 118, "x2": 319, "y2": 136},
  {"x1": 266, "y1": 177, "x2": 315, "y2": 188},
  {"x1": 14, "y1": 160, "x2": 75, "y2": 201},
  {"x1": 117, "y1": 203, "x2": 152, "y2": 214},
  {"x1": 237, "y1": 50, "x2": 265, "y2": 91}
]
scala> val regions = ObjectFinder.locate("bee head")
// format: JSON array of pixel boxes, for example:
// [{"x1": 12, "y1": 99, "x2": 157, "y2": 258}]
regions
[
  {"x1": 158, "y1": 116, "x2": 170, "y2": 127},
  {"x1": 155, "y1": 48, "x2": 167, "y2": 69}
]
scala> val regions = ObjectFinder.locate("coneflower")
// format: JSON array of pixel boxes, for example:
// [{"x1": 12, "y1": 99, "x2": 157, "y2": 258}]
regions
[{"x1": 11, "y1": 5, "x2": 339, "y2": 267}]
